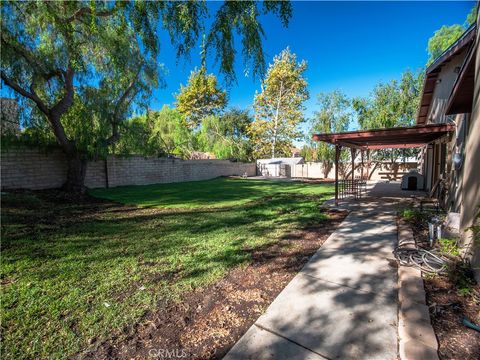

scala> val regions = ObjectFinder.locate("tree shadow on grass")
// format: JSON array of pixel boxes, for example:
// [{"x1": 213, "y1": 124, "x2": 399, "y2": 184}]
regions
[
  {"x1": 1, "y1": 186, "x2": 340, "y2": 359},
  {"x1": 2, "y1": 191, "x2": 333, "y2": 289}
]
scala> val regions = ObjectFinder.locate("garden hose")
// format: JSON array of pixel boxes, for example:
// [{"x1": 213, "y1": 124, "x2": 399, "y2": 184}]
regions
[
  {"x1": 462, "y1": 318, "x2": 480, "y2": 333},
  {"x1": 393, "y1": 247, "x2": 453, "y2": 274}
]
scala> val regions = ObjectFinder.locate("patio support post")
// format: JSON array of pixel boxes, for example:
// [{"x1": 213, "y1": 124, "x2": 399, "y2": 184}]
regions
[
  {"x1": 351, "y1": 148, "x2": 356, "y2": 199},
  {"x1": 351, "y1": 148, "x2": 356, "y2": 182},
  {"x1": 366, "y1": 148, "x2": 370, "y2": 180},
  {"x1": 335, "y1": 144, "x2": 340, "y2": 206},
  {"x1": 360, "y1": 150, "x2": 364, "y2": 179}
]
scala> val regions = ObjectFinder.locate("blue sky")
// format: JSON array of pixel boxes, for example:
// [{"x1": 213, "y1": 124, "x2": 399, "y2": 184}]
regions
[{"x1": 151, "y1": 0, "x2": 474, "y2": 132}]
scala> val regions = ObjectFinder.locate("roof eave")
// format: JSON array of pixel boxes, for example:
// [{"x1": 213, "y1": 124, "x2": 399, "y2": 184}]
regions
[{"x1": 416, "y1": 24, "x2": 477, "y2": 125}]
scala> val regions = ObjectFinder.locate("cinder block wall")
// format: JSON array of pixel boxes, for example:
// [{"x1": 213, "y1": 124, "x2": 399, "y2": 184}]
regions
[
  {"x1": 105, "y1": 156, "x2": 256, "y2": 188},
  {"x1": 85, "y1": 160, "x2": 107, "y2": 189},
  {"x1": 1, "y1": 147, "x2": 256, "y2": 190},
  {"x1": 1, "y1": 147, "x2": 68, "y2": 190}
]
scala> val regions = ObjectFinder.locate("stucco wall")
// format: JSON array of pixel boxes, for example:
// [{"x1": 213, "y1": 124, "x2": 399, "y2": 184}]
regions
[
  {"x1": 1, "y1": 147, "x2": 256, "y2": 190},
  {"x1": 446, "y1": 113, "x2": 468, "y2": 212}
]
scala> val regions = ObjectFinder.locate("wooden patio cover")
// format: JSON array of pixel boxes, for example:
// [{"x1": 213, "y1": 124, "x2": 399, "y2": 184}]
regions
[
  {"x1": 312, "y1": 123, "x2": 454, "y2": 204},
  {"x1": 312, "y1": 123, "x2": 454, "y2": 150}
]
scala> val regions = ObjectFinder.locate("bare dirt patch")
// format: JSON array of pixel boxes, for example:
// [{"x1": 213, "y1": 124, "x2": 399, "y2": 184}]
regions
[{"x1": 76, "y1": 210, "x2": 347, "y2": 360}]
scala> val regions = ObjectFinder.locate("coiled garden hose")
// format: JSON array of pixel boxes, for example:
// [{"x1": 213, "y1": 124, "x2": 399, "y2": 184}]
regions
[{"x1": 393, "y1": 247, "x2": 453, "y2": 274}]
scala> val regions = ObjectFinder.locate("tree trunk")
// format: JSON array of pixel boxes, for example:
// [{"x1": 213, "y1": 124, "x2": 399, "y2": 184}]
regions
[
  {"x1": 323, "y1": 160, "x2": 332, "y2": 178},
  {"x1": 64, "y1": 154, "x2": 87, "y2": 193},
  {"x1": 46, "y1": 111, "x2": 87, "y2": 193},
  {"x1": 271, "y1": 81, "x2": 284, "y2": 159},
  {"x1": 2, "y1": 62, "x2": 86, "y2": 192},
  {"x1": 271, "y1": 108, "x2": 278, "y2": 158}
]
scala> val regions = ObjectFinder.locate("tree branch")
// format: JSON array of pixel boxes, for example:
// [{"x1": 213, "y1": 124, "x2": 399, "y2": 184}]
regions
[
  {"x1": 64, "y1": 6, "x2": 116, "y2": 23},
  {"x1": 1, "y1": 33, "x2": 63, "y2": 82},
  {"x1": 113, "y1": 73, "x2": 141, "y2": 120},
  {"x1": 106, "y1": 68, "x2": 143, "y2": 146},
  {"x1": 50, "y1": 66, "x2": 74, "y2": 116},
  {"x1": 2, "y1": 34, "x2": 45, "y2": 74},
  {"x1": 1, "y1": 71, "x2": 49, "y2": 115},
  {"x1": 2, "y1": 70, "x2": 74, "y2": 153}
]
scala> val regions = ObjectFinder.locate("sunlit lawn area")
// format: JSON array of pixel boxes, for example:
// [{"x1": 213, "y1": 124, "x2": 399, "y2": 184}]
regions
[
  {"x1": 1, "y1": 178, "x2": 333, "y2": 359},
  {"x1": 90, "y1": 177, "x2": 332, "y2": 208}
]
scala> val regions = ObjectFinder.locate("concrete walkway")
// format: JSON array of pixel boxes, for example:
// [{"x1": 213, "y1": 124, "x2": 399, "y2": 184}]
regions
[{"x1": 225, "y1": 204, "x2": 399, "y2": 360}]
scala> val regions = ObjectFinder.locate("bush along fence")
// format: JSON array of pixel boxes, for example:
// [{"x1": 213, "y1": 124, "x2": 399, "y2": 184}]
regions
[{"x1": 1, "y1": 146, "x2": 256, "y2": 190}]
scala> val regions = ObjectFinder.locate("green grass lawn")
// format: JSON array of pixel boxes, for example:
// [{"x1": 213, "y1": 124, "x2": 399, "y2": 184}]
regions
[
  {"x1": 1, "y1": 178, "x2": 333, "y2": 359},
  {"x1": 90, "y1": 177, "x2": 331, "y2": 208}
]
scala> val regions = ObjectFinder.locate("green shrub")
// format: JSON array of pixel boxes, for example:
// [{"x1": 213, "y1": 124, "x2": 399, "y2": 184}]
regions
[
  {"x1": 401, "y1": 208, "x2": 415, "y2": 221},
  {"x1": 400, "y1": 207, "x2": 430, "y2": 223},
  {"x1": 447, "y1": 261, "x2": 477, "y2": 297},
  {"x1": 438, "y1": 238, "x2": 460, "y2": 256}
]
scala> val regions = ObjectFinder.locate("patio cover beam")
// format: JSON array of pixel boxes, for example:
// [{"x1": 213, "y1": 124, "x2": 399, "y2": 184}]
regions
[{"x1": 312, "y1": 123, "x2": 454, "y2": 150}]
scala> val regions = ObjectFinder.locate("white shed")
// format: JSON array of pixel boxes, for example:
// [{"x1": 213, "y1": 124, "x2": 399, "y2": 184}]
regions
[{"x1": 256, "y1": 157, "x2": 304, "y2": 177}]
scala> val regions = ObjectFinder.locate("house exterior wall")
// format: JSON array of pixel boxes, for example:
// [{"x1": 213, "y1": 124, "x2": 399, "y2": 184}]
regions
[
  {"x1": 461, "y1": 21, "x2": 480, "y2": 281},
  {"x1": 421, "y1": 48, "x2": 469, "y2": 213},
  {"x1": 1, "y1": 146, "x2": 256, "y2": 190},
  {"x1": 420, "y1": 22, "x2": 479, "y2": 280},
  {"x1": 423, "y1": 145, "x2": 434, "y2": 191},
  {"x1": 446, "y1": 113, "x2": 469, "y2": 212},
  {"x1": 426, "y1": 53, "x2": 466, "y2": 124}
]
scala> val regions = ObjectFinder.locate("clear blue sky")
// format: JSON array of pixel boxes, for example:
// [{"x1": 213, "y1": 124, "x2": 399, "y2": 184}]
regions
[{"x1": 151, "y1": 0, "x2": 474, "y2": 130}]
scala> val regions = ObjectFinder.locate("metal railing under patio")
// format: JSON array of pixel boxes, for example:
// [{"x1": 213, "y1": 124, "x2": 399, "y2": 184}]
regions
[{"x1": 339, "y1": 178, "x2": 367, "y2": 200}]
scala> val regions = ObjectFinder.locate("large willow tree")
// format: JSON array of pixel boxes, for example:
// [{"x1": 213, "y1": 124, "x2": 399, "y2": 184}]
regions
[
  {"x1": 427, "y1": 4, "x2": 477, "y2": 65},
  {"x1": 1, "y1": 0, "x2": 292, "y2": 191}
]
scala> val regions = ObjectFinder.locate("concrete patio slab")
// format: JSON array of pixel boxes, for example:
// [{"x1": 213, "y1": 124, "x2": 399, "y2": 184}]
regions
[{"x1": 225, "y1": 201, "x2": 399, "y2": 360}]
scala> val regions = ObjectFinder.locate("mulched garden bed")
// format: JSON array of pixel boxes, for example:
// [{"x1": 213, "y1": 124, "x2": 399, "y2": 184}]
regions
[
  {"x1": 76, "y1": 210, "x2": 347, "y2": 360},
  {"x1": 424, "y1": 275, "x2": 480, "y2": 360},
  {"x1": 403, "y1": 208, "x2": 480, "y2": 359}
]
